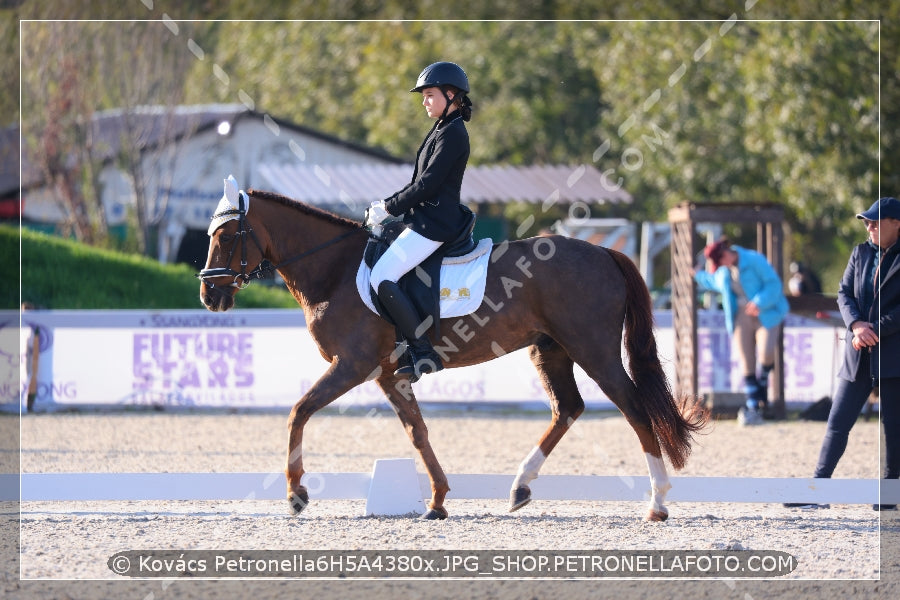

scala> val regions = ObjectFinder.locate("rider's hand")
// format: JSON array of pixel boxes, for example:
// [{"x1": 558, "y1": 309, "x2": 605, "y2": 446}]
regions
[{"x1": 365, "y1": 200, "x2": 390, "y2": 228}]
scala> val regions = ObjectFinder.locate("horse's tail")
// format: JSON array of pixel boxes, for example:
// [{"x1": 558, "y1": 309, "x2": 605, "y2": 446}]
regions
[{"x1": 607, "y1": 249, "x2": 709, "y2": 470}]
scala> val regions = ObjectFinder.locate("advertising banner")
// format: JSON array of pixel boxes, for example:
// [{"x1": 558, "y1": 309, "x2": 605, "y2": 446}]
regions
[{"x1": 1, "y1": 309, "x2": 842, "y2": 411}]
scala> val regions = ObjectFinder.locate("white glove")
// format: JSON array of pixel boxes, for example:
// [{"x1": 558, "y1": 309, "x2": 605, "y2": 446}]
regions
[{"x1": 365, "y1": 200, "x2": 390, "y2": 228}]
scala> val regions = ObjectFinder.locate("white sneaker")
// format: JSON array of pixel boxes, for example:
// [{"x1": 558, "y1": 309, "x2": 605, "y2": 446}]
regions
[{"x1": 738, "y1": 406, "x2": 764, "y2": 426}]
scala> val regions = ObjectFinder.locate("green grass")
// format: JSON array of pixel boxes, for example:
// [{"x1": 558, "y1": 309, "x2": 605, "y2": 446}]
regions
[{"x1": 3, "y1": 224, "x2": 299, "y2": 310}]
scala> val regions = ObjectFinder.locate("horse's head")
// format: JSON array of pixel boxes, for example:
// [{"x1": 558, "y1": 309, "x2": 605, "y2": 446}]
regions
[{"x1": 198, "y1": 176, "x2": 269, "y2": 312}]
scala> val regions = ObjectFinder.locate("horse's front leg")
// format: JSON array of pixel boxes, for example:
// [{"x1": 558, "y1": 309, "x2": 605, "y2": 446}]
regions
[
  {"x1": 376, "y1": 374, "x2": 450, "y2": 520},
  {"x1": 286, "y1": 359, "x2": 368, "y2": 515}
]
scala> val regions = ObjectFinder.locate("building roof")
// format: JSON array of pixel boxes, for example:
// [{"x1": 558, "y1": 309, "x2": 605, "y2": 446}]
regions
[
  {"x1": 258, "y1": 163, "x2": 632, "y2": 206},
  {"x1": 5, "y1": 104, "x2": 403, "y2": 195},
  {"x1": 5, "y1": 104, "x2": 632, "y2": 210}
]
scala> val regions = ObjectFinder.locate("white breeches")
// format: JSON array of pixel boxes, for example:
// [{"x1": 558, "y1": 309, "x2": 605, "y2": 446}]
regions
[{"x1": 370, "y1": 227, "x2": 443, "y2": 291}]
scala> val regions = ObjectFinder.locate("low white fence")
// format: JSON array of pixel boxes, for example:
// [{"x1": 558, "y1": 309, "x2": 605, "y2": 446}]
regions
[{"x1": 6, "y1": 462, "x2": 898, "y2": 516}]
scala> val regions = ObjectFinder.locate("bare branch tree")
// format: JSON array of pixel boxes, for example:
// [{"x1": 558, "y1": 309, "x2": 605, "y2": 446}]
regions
[
  {"x1": 21, "y1": 20, "x2": 200, "y2": 254},
  {"x1": 22, "y1": 23, "x2": 104, "y2": 244},
  {"x1": 88, "y1": 21, "x2": 198, "y2": 255}
]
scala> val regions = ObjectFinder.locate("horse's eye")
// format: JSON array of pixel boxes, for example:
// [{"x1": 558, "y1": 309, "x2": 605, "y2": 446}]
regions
[{"x1": 219, "y1": 233, "x2": 235, "y2": 243}]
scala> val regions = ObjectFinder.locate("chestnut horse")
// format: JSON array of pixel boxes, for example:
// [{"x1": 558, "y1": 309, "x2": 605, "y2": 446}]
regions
[{"x1": 198, "y1": 186, "x2": 707, "y2": 521}]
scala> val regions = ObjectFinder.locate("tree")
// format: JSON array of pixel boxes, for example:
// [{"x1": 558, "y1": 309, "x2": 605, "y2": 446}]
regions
[
  {"x1": 584, "y1": 21, "x2": 878, "y2": 282},
  {"x1": 20, "y1": 22, "x2": 104, "y2": 244},
  {"x1": 20, "y1": 20, "x2": 204, "y2": 253},
  {"x1": 90, "y1": 21, "x2": 199, "y2": 254},
  {"x1": 13, "y1": 11, "x2": 890, "y2": 284}
]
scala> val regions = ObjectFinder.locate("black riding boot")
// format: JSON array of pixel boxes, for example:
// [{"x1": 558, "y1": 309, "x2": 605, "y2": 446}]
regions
[{"x1": 377, "y1": 280, "x2": 444, "y2": 380}]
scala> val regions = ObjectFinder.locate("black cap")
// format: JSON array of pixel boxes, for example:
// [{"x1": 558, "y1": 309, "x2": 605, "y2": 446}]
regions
[{"x1": 856, "y1": 197, "x2": 900, "y2": 221}]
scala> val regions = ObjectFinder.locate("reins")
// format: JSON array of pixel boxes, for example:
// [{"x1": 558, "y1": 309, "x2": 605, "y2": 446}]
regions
[{"x1": 197, "y1": 192, "x2": 362, "y2": 289}]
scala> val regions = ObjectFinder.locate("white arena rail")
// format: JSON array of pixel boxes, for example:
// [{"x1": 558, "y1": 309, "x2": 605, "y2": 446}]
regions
[{"x1": 5, "y1": 459, "x2": 899, "y2": 515}]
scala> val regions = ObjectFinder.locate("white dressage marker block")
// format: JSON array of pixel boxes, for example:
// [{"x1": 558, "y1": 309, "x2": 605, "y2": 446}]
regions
[{"x1": 364, "y1": 458, "x2": 426, "y2": 517}]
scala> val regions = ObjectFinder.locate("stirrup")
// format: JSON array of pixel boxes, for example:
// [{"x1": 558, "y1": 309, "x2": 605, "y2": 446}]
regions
[
  {"x1": 413, "y1": 354, "x2": 443, "y2": 378},
  {"x1": 393, "y1": 344, "x2": 443, "y2": 382},
  {"x1": 394, "y1": 361, "x2": 418, "y2": 381},
  {"x1": 393, "y1": 341, "x2": 417, "y2": 381},
  {"x1": 394, "y1": 366, "x2": 420, "y2": 384}
]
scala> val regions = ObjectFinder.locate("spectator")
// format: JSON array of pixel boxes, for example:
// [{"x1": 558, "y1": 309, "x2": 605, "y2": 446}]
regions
[
  {"x1": 694, "y1": 238, "x2": 789, "y2": 425},
  {"x1": 786, "y1": 197, "x2": 900, "y2": 510}
]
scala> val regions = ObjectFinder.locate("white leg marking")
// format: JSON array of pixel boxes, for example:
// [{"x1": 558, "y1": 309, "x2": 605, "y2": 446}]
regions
[
  {"x1": 512, "y1": 446, "x2": 546, "y2": 490},
  {"x1": 644, "y1": 452, "x2": 672, "y2": 514}
]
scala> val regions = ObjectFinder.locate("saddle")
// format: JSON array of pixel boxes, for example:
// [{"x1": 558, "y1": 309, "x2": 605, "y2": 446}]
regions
[{"x1": 364, "y1": 208, "x2": 477, "y2": 340}]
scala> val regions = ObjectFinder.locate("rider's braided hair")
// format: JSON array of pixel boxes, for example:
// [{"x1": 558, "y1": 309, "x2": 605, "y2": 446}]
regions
[{"x1": 442, "y1": 85, "x2": 473, "y2": 122}]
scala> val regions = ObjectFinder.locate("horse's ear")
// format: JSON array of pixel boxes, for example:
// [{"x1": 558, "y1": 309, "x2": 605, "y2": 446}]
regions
[{"x1": 224, "y1": 174, "x2": 240, "y2": 205}]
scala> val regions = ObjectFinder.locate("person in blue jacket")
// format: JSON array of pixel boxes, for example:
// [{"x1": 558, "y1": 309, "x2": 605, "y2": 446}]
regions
[
  {"x1": 694, "y1": 238, "x2": 789, "y2": 425},
  {"x1": 365, "y1": 61, "x2": 474, "y2": 381},
  {"x1": 786, "y1": 197, "x2": 900, "y2": 510}
]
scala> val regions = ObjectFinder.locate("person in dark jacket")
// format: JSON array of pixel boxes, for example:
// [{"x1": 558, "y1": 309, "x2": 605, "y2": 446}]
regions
[
  {"x1": 366, "y1": 61, "x2": 474, "y2": 380},
  {"x1": 786, "y1": 197, "x2": 900, "y2": 510}
]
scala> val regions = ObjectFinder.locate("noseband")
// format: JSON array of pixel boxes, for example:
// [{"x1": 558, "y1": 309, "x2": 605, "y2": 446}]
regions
[{"x1": 196, "y1": 192, "x2": 360, "y2": 289}]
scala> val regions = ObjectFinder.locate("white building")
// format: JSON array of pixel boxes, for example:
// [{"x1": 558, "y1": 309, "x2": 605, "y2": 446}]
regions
[{"x1": 14, "y1": 104, "x2": 404, "y2": 264}]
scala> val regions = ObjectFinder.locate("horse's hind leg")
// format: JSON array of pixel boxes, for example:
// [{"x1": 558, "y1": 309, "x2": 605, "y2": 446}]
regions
[
  {"x1": 578, "y1": 359, "x2": 671, "y2": 521},
  {"x1": 510, "y1": 336, "x2": 585, "y2": 512},
  {"x1": 377, "y1": 374, "x2": 450, "y2": 520}
]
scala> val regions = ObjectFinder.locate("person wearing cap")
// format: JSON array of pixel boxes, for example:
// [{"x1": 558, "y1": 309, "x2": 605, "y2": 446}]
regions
[
  {"x1": 364, "y1": 61, "x2": 474, "y2": 381},
  {"x1": 694, "y1": 238, "x2": 790, "y2": 425},
  {"x1": 786, "y1": 197, "x2": 900, "y2": 510}
]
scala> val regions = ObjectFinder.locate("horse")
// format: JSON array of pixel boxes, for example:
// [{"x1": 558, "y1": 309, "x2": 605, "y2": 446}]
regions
[{"x1": 198, "y1": 185, "x2": 708, "y2": 521}]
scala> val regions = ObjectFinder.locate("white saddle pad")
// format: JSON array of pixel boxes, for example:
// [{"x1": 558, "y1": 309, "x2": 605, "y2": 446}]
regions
[{"x1": 356, "y1": 238, "x2": 493, "y2": 319}]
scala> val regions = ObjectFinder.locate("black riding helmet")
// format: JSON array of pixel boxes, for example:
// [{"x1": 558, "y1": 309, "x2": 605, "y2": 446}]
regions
[
  {"x1": 410, "y1": 62, "x2": 472, "y2": 122},
  {"x1": 410, "y1": 61, "x2": 469, "y2": 93}
]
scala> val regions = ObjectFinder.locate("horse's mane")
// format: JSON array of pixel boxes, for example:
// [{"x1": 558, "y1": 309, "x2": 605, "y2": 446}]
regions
[{"x1": 247, "y1": 188, "x2": 363, "y2": 229}]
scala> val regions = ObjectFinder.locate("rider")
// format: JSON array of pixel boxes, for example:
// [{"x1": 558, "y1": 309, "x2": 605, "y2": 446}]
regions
[{"x1": 366, "y1": 61, "x2": 474, "y2": 380}]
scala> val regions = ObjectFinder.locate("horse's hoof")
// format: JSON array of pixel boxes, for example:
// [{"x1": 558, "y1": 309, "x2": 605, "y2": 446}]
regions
[
  {"x1": 509, "y1": 486, "x2": 532, "y2": 512},
  {"x1": 645, "y1": 509, "x2": 669, "y2": 522},
  {"x1": 289, "y1": 490, "x2": 309, "y2": 515},
  {"x1": 421, "y1": 507, "x2": 448, "y2": 520}
]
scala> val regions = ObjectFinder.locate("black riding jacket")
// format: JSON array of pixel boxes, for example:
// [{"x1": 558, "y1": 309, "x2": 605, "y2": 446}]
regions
[{"x1": 383, "y1": 112, "x2": 470, "y2": 242}]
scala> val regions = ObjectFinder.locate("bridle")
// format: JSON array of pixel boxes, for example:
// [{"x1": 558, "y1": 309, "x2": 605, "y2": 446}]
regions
[{"x1": 196, "y1": 191, "x2": 360, "y2": 290}]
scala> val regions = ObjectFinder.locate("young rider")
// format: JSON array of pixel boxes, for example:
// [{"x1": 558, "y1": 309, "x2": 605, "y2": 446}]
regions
[{"x1": 366, "y1": 61, "x2": 474, "y2": 380}]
